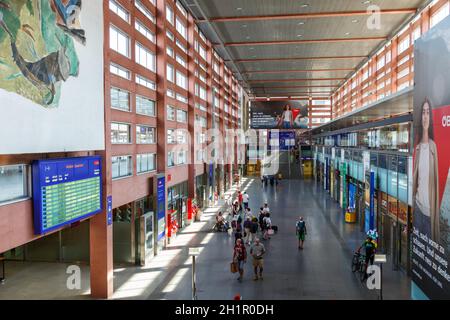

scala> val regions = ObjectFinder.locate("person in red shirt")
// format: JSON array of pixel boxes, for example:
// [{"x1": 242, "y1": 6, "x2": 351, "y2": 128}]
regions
[
  {"x1": 233, "y1": 238, "x2": 247, "y2": 282},
  {"x1": 238, "y1": 191, "x2": 243, "y2": 205}
]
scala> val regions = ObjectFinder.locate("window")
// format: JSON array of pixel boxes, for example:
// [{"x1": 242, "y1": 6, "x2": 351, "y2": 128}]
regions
[
  {"x1": 167, "y1": 105, "x2": 176, "y2": 121},
  {"x1": 135, "y1": 43, "x2": 156, "y2": 71},
  {"x1": 166, "y1": 30, "x2": 174, "y2": 41},
  {"x1": 176, "y1": 39, "x2": 187, "y2": 53},
  {"x1": 110, "y1": 63, "x2": 130, "y2": 79},
  {"x1": 135, "y1": 0, "x2": 155, "y2": 23},
  {"x1": 196, "y1": 115, "x2": 207, "y2": 128},
  {"x1": 137, "y1": 153, "x2": 156, "y2": 173},
  {"x1": 177, "y1": 129, "x2": 188, "y2": 144},
  {"x1": 168, "y1": 151, "x2": 175, "y2": 167},
  {"x1": 431, "y1": 2, "x2": 450, "y2": 28},
  {"x1": 167, "y1": 129, "x2": 176, "y2": 144},
  {"x1": 135, "y1": 20, "x2": 155, "y2": 43},
  {"x1": 176, "y1": 109, "x2": 187, "y2": 123},
  {"x1": 213, "y1": 62, "x2": 220, "y2": 74},
  {"x1": 166, "y1": 46, "x2": 174, "y2": 57},
  {"x1": 199, "y1": 31, "x2": 206, "y2": 43},
  {"x1": 136, "y1": 125, "x2": 156, "y2": 144},
  {"x1": 176, "y1": 71, "x2": 187, "y2": 89},
  {"x1": 167, "y1": 89, "x2": 175, "y2": 98},
  {"x1": 166, "y1": 5, "x2": 174, "y2": 25},
  {"x1": 199, "y1": 45, "x2": 207, "y2": 60},
  {"x1": 0, "y1": 164, "x2": 29, "y2": 204},
  {"x1": 109, "y1": 0, "x2": 129, "y2": 22},
  {"x1": 111, "y1": 87, "x2": 130, "y2": 111},
  {"x1": 176, "y1": 55, "x2": 187, "y2": 68},
  {"x1": 110, "y1": 25, "x2": 130, "y2": 57},
  {"x1": 176, "y1": 1, "x2": 187, "y2": 17},
  {"x1": 176, "y1": 17, "x2": 187, "y2": 39},
  {"x1": 167, "y1": 64, "x2": 174, "y2": 82},
  {"x1": 136, "y1": 96, "x2": 156, "y2": 116},
  {"x1": 111, "y1": 122, "x2": 131, "y2": 144},
  {"x1": 136, "y1": 74, "x2": 156, "y2": 90},
  {"x1": 176, "y1": 150, "x2": 187, "y2": 165},
  {"x1": 196, "y1": 150, "x2": 204, "y2": 162},
  {"x1": 112, "y1": 156, "x2": 132, "y2": 179},
  {"x1": 176, "y1": 94, "x2": 188, "y2": 103},
  {"x1": 200, "y1": 87, "x2": 206, "y2": 101},
  {"x1": 398, "y1": 37, "x2": 410, "y2": 55}
]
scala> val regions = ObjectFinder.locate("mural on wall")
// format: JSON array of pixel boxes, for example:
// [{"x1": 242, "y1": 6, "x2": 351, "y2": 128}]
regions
[{"x1": 0, "y1": 0, "x2": 85, "y2": 108}]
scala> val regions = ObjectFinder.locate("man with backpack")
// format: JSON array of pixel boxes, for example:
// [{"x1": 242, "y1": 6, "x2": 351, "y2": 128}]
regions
[{"x1": 296, "y1": 217, "x2": 307, "y2": 250}]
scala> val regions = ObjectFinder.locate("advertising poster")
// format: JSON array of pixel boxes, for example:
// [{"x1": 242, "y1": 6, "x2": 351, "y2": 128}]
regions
[
  {"x1": 157, "y1": 176, "x2": 166, "y2": 241},
  {"x1": 0, "y1": 0, "x2": 104, "y2": 154},
  {"x1": 250, "y1": 100, "x2": 309, "y2": 129},
  {"x1": 412, "y1": 16, "x2": 450, "y2": 299}
]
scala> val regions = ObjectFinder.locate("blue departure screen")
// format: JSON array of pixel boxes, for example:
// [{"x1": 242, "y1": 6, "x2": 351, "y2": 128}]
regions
[{"x1": 32, "y1": 156, "x2": 103, "y2": 235}]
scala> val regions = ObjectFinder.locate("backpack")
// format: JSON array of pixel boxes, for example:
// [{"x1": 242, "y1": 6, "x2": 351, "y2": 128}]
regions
[{"x1": 296, "y1": 221, "x2": 306, "y2": 233}]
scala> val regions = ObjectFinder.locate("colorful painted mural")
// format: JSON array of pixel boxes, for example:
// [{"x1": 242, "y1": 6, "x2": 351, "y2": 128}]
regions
[{"x1": 0, "y1": 0, "x2": 85, "y2": 108}]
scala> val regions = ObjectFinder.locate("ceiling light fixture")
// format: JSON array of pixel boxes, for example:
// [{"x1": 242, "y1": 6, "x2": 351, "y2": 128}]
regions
[
  {"x1": 236, "y1": 7, "x2": 243, "y2": 11},
  {"x1": 301, "y1": 4, "x2": 309, "y2": 8},
  {"x1": 352, "y1": 19, "x2": 359, "y2": 23},
  {"x1": 298, "y1": 22, "x2": 305, "y2": 25}
]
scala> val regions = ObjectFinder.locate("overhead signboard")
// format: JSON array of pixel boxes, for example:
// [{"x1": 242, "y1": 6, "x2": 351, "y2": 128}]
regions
[
  {"x1": 250, "y1": 100, "x2": 309, "y2": 129},
  {"x1": 412, "y1": 15, "x2": 450, "y2": 300},
  {"x1": 268, "y1": 130, "x2": 296, "y2": 151},
  {"x1": 32, "y1": 156, "x2": 102, "y2": 235}
]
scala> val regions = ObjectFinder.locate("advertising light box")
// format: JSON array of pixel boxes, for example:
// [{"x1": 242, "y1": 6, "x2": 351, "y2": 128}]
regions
[{"x1": 32, "y1": 156, "x2": 103, "y2": 235}]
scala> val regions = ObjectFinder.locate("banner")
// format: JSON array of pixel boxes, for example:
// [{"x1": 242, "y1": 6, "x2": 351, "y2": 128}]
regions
[
  {"x1": 250, "y1": 100, "x2": 309, "y2": 129},
  {"x1": 412, "y1": 16, "x2": 450, "y2": 299}
]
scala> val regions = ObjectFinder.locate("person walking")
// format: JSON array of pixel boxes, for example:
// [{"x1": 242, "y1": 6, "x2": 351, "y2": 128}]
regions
[
  {"x1": 243, "y1": 217, "x2": 252, "y2": 245},
  {"x1": 245, "y1": 207, "x2": 253, "y2": 220},
  {"x1": 263, "y1": 213, "x2": 272, "y2": 240},
  {"x1": 249, "y1": 217, "x2": 258, "y2": 245},
  {"x1": 250, "y1": 238, "x2": 266, "y2": 280},
  {"x1": 258, "y1": 210, "x2": 266, "y2": 237},
  {"x1": 242, "y1": 192, "x2": 250, "y2": 210},
  {"x1": 238, "y1": 191, "x2": 243, "y2": 207},
  {"x1": 262, "y1": 202, "x2": 270, "y2": 214},
  {"x1": 234, "y1": 221, "x2": 243, "y2": 244},
  {"x1": 233, "y1": 238, "x2": 247, "y2": 282},
  {"x1": 296, "y1": 217, "x2": 307, "y2": 249}
]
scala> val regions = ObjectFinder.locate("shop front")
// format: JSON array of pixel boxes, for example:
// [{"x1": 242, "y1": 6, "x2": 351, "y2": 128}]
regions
[
  {"x1": 167, "y1": 181, "x2": 188, "y2": 240},
  {"x1": 113, "y1": 194, "x2": 154, "y2": 265},
  {"x1": 195, "y1": 173, "x2": 207, "y2": 209}
]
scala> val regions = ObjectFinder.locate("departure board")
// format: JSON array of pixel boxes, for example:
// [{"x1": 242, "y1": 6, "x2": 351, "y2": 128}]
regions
[{"x1": 32, "y1": 156, "x2": 103, "y2": 235}]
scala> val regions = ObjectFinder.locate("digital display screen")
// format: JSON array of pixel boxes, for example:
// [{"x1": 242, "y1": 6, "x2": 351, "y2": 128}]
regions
[{"x1": 32, "y1": 156, "x2": 102, "y2": 235}]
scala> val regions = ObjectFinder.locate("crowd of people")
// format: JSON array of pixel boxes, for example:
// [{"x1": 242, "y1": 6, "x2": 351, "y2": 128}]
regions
[
  {"x1": 228, "y1": 191, "x2": 278, "y2": 282},
  {"x1": 214, "y1": 189, "x2": 309, "y2": 284}
]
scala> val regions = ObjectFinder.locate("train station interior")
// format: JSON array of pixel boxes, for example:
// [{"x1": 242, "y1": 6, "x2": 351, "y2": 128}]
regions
[{"x1": 0, "y1": 0, "x2": 449, "y2": 301}]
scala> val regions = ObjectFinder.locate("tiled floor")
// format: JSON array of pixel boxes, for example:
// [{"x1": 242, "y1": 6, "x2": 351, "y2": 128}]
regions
[{"x1": 0, "y1": 178, "x2": 411, "y2": 300}]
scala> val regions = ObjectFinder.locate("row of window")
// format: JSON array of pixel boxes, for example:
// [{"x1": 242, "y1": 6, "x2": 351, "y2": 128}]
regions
[
  {"x1": 111, "y1": 123, "x2": 156, "y2": 144},
  {"x1": 333, "y1": 0, "x2": 450, "y2": 117},
  {"x1": 110, "y1": 25, "x2": 156, "y2": 72},
  {"x1": 167, "y1": 150, "x2": 188, "y2": 167},
  {"x1": 112, "y1": 153, "x2": 156, "y2": 179},
  {"x1": 111, "y1": 87, "x2": 156, "y2": 115}
]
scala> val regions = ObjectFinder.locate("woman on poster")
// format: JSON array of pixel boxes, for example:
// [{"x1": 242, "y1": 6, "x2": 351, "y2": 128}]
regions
[
  {"x1": 413, "y1": 98, "x2": 440, "y2": 243},
  {"x1": 281, "y1": 104, "x2": 294, "y2": 129}
]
